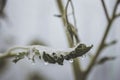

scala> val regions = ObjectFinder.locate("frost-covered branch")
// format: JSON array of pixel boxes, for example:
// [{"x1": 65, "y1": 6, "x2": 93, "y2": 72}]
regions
[{"x1": 0, "y1": 44, "x2": 93, "y2": 65}]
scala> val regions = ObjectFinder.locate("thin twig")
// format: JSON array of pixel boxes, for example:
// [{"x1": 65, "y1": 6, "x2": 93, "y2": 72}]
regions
[
  {"x1": 65, "y1": 0, "x2": 75, "y2": 45},
  {"x1": 101, "y1": 0, "x2": 110, "y2": 22},
  {"x1": 69, "y1": 0, "x2": 80, "y2": 44},
  {"x1": 69, "y1": 0, "x2": 77, "y2": 28},
  {"x1": 56, "y1": 0, "x2": 73, "y2": 47},
  {"x1": 65, "y1": 0, "x2": 80, "y2": 44},
  {"x1": 112, "y1": 0, "x2": 119, "y2": 18},
  {"x1": 64, "y1": 0, "x2": 71, "y2": 29}
]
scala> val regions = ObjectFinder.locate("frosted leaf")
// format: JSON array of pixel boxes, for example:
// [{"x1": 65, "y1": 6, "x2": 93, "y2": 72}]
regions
[{"x1": 7, "y1": 43, "x2": 93, "y2": 65}]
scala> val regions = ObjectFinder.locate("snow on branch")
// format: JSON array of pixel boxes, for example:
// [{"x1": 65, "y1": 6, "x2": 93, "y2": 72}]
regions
[{"x1": 0, "y1": 43, "x2": 93, "y2": 65}]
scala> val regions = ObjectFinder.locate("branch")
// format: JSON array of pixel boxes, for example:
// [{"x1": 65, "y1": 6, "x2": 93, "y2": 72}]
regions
[
  {"x1": 85, "y1": 0, "x2": 119, "y2": 75},
  {"x1": 0, "y1": 44, "x2": 92, "y2": 65}
]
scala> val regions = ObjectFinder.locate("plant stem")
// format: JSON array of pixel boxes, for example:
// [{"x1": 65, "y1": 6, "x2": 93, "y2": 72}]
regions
[
  {"x1": 56, "y1": 0, "x2": 83, "y2": 80},
  {"x1": 0, "y1": 53, "x2": 16, "y2": 59},
  {"x1": 56, "y1": 0, "x2": 73, "y2": 47}
]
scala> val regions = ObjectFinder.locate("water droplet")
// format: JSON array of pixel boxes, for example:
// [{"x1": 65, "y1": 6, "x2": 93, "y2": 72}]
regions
[
  {"x1": 69, "y1": 59, "x2": 73, "y2": 63},
  {"x1": 44, "y1": 62, "x2": 48, "y2": 65}
]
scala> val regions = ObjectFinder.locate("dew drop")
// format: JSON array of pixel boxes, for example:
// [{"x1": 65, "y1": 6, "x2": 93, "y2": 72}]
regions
[
  {"x1": 44, "y1": 62, "x2": 48, "y2": 65},
  {"x1": 69, "y1": 59, "x2": 73, "y2": 63}
]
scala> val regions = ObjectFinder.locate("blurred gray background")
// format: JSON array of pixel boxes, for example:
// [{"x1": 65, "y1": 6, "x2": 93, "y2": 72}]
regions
[{"x1": 0, "y1": 0, "x2": 120, "y2": 80}]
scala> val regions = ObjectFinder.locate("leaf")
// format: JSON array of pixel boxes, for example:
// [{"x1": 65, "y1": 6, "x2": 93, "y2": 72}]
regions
[
  {"x1": 75, "y1": 44, "x2": 93, "y2": 56},
  {"x1": 12, "y1": 52, "x2": 26, "y2": 63},
  {"x1": 64, "y1": 44, "x2": 93, "y2": 60},
  {"x1": 56, "y1": 55, "x2": 64, "y2": 65},
  {"x1": 105, "y1": 40, "x2": 117, "y2": 47},
  {"x1": 43, "y1": 52, "x2": 56, "y2": 64},
  {"x1": 97, "y1": 56, "x2": 116, "y2": 65}
]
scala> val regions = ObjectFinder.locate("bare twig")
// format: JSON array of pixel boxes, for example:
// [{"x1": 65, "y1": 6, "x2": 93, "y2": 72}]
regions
[
  {"x1": 56, "y1": 0, "x2": 73, "y2": 47},
  {"x1": 101, "y1": 0, "x2": 110, "y2": 22},
  {"x1": 112, "y1": 0, "x2": 119, "y2": 18},
  {"x1": 69, "y1": 0, "x2": 77, "y2": 28},
  {"x1": 65, "y1": 0, "x2": 80, "y2": 44}
]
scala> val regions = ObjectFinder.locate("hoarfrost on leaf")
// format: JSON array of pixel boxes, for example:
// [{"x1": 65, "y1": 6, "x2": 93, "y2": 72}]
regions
[{"x1": 7, "y1": 43, "x2": 93, "y2": 65}]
